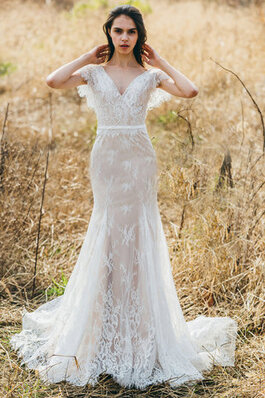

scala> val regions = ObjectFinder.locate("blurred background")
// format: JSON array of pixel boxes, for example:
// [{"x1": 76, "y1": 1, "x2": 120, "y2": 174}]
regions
[{"x1": 0, "y1": 0, "x2": 264, "y2": 396}]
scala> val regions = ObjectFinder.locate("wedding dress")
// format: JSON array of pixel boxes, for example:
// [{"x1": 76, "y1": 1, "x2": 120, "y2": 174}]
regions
[{"x1": 10, "y1": 63, "x2": 238, "y2": 390}]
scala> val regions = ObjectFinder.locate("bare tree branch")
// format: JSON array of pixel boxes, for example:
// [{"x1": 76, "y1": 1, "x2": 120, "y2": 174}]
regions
[{"x1": 210, "y1": 57, "x2": 265, "y2": 153}]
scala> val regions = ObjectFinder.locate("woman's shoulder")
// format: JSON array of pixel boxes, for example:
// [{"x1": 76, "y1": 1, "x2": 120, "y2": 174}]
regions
[
  {"x1": 143, "y1": 66, "x2": 158, "y2": 72},
  {"x1": 79, "y1": 63, "x2": 99, "y2": 75},
  {"x1": 146, "y1": 67, "x2": 165, "y2": 76}
]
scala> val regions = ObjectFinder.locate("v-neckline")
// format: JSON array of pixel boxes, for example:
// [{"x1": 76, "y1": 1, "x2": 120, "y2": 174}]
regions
[{"x1": 99, "y1": 65, "x2": 150, "y2": 97}]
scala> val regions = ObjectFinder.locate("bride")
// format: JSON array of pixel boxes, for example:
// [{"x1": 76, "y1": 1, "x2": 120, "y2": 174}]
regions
[{"x1": 10, "y1": 4, "x2": 238, "y2": 390}]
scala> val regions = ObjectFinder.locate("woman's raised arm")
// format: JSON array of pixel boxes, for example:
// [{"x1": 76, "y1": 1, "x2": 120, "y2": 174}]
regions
[
  {"x1": 142, "y1": 43, "x2": 199, "y2": 99},
  {"x1": 46, "y1": 44, "x2": 109, "y2": 89}
]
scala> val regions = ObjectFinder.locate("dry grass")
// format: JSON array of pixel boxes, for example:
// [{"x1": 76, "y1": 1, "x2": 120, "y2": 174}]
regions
[{"x1": 0, "y1": 0, "x2": 265, "y2": 396}]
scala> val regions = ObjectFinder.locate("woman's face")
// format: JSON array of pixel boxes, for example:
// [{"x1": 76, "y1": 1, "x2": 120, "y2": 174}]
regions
[{"x1": 108, "y1": 15, "x2": 138, "y2": 54}]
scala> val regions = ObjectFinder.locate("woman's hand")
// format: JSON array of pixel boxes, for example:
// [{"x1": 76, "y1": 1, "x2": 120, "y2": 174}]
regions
[
  {"x1": 141, "y1": 43, "x2": 162, "y2": 67},
  {"x1": 84, "y1": 44, "x2": 110, "y2": 65}
]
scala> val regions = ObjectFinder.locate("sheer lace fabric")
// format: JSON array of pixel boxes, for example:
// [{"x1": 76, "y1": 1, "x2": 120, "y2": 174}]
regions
[{"x1": 10, "y1": 64, "x2": 238, "y2": 390}]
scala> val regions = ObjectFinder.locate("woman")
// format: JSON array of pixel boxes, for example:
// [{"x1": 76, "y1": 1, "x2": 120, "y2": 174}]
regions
[{"x1": 10, "y1": 4, "x2": 237, "y2": 390}]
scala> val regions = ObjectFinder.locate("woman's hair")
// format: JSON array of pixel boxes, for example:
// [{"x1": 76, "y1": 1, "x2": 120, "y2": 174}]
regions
[{"x1": 102, "y1": 5, "x2": 147, "y2": 67}]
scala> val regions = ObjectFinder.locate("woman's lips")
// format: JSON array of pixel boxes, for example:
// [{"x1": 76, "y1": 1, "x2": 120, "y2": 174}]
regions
[{"x1": 120, "y1": 45, "x2": 129, "y2": 48}]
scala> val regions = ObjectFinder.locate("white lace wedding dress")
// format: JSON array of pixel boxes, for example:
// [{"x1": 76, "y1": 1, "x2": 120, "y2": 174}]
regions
[{"x1": 10, "y1": 63, "x2": 238, "y2": 390}]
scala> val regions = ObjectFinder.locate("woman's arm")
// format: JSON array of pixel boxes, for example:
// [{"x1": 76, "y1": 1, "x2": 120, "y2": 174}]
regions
[
  {"x1": 46, "y1": 44, "x2": 109, "y2": 89},
  {"x1": 46, "y1": 53, "x2": 91, "y2": 89},
  {"x1": 142, "y1": 43, "x2": 199, "y2": 98},
  {"x1": 156, "y1": 57, "x2": 199, "y2": 98}
]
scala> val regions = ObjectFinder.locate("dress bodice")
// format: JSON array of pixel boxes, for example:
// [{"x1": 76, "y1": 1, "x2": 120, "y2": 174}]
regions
[{"x1": 76, "y1": 64, "x2": 173, "y2": 127}]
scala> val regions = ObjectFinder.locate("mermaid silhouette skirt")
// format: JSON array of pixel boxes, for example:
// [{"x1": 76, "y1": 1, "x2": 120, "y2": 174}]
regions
[{"x1": 9, "y1": 124, "x2": 238, "y2": 389}]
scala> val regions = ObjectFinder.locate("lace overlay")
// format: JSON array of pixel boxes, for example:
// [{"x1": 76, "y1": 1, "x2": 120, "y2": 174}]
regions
[{"x1": 10, "y1": 63, "x2": 238, "y2": 390}]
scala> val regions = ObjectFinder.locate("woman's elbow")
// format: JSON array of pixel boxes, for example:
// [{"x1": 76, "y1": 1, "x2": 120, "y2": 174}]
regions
[
  {"x1": 46, "y1": 76, "x2": 56, "y2": 88},
  {"x1": 46, "y1": 73, "x2": 61, "y2": 88},
  {"x1": 187, "y1": 88, "x2": 199, "y2": 98}
]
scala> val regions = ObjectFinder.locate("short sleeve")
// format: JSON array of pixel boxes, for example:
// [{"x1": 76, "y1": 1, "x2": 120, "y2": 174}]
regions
[
  {"x1": 76, "y1": 64, "x2": 95, "y2": 111},
  {"x1": 155, "y1": 69, "x2": 171, "y2": 87},
  {"x1": 146, "y1": 68, "x2": 173, "y2": 111}
]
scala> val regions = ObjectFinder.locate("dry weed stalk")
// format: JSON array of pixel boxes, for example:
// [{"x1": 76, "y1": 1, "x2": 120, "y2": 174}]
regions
[
  {"x1": 210, "y1": 57, "x2": 265, "y2": 153},
  {"x1": 177, "y1": 114, "x2": 195, "y2": 150},
  {"x1": 31, "y1": 93, "x2": 53, "y2": 298},
  {"x1": 216, "y1": 148, "x2": 234, "y2": 190},
  {"x1": 0, "y1": 103, "x2": 9, "y2": 193}
]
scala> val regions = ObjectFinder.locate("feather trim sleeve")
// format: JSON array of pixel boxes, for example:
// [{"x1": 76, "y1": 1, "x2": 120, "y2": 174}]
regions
[
  {"x1": 76, "y1": 64, "x2": 95, "y2": 111},
  {"x1": 147, "y1": 69, "x2": 173, "y2": 111}
]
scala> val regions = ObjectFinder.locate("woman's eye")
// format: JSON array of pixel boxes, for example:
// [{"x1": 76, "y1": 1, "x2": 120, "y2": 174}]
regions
[{"x1": 114, "y1": 30, "x2": 136, "y2": 33}]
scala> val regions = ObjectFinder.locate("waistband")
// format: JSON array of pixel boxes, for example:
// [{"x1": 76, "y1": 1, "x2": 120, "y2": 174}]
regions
[
  {"x1": 96, "y1": 124, "x2": 147, "y2": 136},
  {"x1": 97, "y1": 124, "x2": 146, "y2": 130}
]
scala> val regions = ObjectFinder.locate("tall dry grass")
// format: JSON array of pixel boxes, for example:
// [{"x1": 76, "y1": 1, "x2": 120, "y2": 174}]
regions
[{"x1": 0, "y1": 0, "x2": 264, "y2": 396}]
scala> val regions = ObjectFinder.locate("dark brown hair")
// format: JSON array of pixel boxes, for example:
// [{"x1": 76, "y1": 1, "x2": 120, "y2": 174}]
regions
[{"x1": 102, "y1": 5, "x2": 147, "y2": 67}]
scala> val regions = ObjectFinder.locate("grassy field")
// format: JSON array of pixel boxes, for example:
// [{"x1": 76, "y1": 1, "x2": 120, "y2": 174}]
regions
[{"x1": 0, "y1": 0, "x2": 264, "y2": 396}]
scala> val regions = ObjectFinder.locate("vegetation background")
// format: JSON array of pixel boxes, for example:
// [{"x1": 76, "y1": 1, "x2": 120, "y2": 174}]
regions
[{"x1": 0, "y1": 0, "x2": 264, "y2": 396}]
